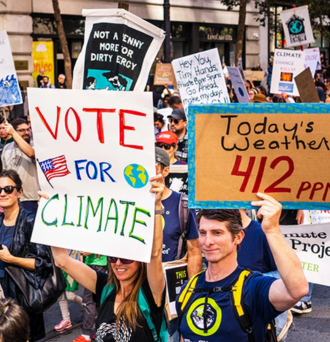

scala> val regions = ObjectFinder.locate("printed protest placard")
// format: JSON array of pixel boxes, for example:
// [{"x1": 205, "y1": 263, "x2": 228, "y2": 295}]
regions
[
  {"x1": 281, "y1": 223, "x2": 330, "y2": 286},
  {"x1": 164, "y1": 264, "x2": 188, "y2": 316},
  {"x1": 270, "y1": 49, "x2": 305, "y2": 96},
  {"x1": 165, "y1": 164, "x2": 188, "y2": 195},
  {"x1": 0, "y1": 31, "x2": 22, "y2": 107},
  {"x1": 73, "y1": 9, "x2": 164, "y2": 92},
  {"x1": 28, "y1": 89, "x2": 156, "y2": 262},
  {"x1": 227, "y1": 67, "x2": 249, "y2": 103},
  {"x1": 295, "y1": 68, "x2": 320, "y2": 103},
  {"x1": 188, "y1": 103, "x2": 330, "y2": 209},
  {"x1": 307, "y1": 210, "x2": 330, "y2": 224},
  {"x1": 304, "y1": 48, "x2": 320, "y2": 77},
  {"x1": 154, "y1": 63, "x2": 177, "y2": 87},
  {"x1": 32, "y1": 41, "x2": 55, "y2": 87},
  {"x1": 172, "y1": 48, "x2": 229, "y2": 113},
  {"x1": 280, "y1": 6, "x2": 315, "y2": 48}
]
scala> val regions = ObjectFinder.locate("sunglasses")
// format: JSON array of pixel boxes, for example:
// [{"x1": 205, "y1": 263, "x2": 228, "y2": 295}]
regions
[
  {"x1": 169, "y1": 118, "x2": 180, "y2": 124},
  {"x1": 0, "y1": 186, "x2": 20, "y2": 195},
  {"x1": 16, "y1": 128, "x2": 31, "y2": 133},
  {"x1": 108, "y1": 256, "x2": 134, "y2": 264},
  {"x1": 156, "y1": 142, "x2": 173, "y2": 150}
]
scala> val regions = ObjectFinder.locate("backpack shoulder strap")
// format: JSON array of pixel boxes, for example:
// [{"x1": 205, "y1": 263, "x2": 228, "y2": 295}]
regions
[
  {"x1": 138, "y1": 287, "x2": 168, "y2": 342},
  {"x1": 176, "y1": 193, "x2": 190, "y2": 260},
  {"x1": 230, "y1": 270, "x2": 255, "y2": 342},
  {"x1": 100, "y1": 283, "x2": 115, "y2": 306},
  {"x1": 177, "y1": 271, "x2": 205, "y2": 324}
]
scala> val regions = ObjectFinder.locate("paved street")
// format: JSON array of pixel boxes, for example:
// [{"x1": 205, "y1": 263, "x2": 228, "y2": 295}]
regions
[{"x1": 40, "y1": 284, "x2": 330, "y2": 342}]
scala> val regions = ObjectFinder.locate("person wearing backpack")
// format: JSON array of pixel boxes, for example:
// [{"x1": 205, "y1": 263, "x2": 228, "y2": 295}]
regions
[
  {"x1": 176, "y1": 193, "x2": 308, "y2": 342},
  {"x1": 45, "y1": 173, "x2": 167, "y2": 342},
  {"x1": 155, "y1": 147, "x2": 202, "y2": 342}
]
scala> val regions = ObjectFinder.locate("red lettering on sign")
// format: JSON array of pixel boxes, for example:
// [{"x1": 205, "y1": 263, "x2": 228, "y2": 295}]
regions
[
  {"x1": 231, "y1": 155, "x2": 256, "y2": 192},
  {"x1": 35, "y1": 106, "x2": 61, "y2": 140},
  {"x1": 65, "y1": 107, "x2": 82, "y2": 142},
  {"x1": 297, "y1": 182, "x2": 311, "y2": 199}
]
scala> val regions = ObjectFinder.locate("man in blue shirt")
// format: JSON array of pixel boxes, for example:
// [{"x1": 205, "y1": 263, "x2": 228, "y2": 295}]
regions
[{"x1": 176, "y1": 193, "x2": 308, "y2": 342}]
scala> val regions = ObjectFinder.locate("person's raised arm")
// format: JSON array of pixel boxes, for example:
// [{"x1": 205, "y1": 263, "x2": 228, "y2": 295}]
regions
[
  {"x1": 4, "y1": 123, "x2": 35, "y2": 159},
  {"x1": 39, "y1": 192, "x2": 97, "y2": 293},
  {"x1": 148, "y1": 173, "x2": 166, "y2": 307},
  {"x1": 187, "y1": 239, "x2": 202, "y2": 278},
  {"x1": 252, "y1": 193, "x2": 309, "y2": 312}
]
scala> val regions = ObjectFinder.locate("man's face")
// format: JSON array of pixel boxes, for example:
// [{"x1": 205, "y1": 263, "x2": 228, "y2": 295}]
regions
[
  {"x1": 169, "y1": 117, "x2": 187, "y2": 134},
  {"x1": 58, "y1": 75, "x2": 65, "y2": 84},
  {"x1": 248, "y1": 90, "x2": 254, "y2": 101},
  {"x1": 16, "y1": 124, "x2": 31, "y2": 143},
  {"x1": 39, "y1": 68, "x2": 45, "y2": 75},
  {"x1": 43, "y1": 77, "x2": 49, "y2": 85},
  {"x1": 199, "y1": 217, "x2": 243, "y2": 264},
  {"x1": 0, "y1": 124, "x2": 8, "y2": 139}
]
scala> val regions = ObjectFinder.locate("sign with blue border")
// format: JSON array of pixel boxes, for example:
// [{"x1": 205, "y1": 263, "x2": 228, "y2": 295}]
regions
[{"x1": 188, "y1": 103, "x2": 330, "y2": 210}]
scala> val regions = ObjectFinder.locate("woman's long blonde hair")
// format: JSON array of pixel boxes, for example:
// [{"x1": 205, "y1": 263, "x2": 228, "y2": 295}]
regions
[{"x1": 107, "y1": 261, "x2": 147, "y2": 330}]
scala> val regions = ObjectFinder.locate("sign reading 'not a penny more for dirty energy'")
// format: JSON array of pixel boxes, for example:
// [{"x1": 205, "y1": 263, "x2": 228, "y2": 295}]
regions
[
  {"x1": 28, "y1": 88, "x2": 156, "y2": 263},
  {"x1": 189, "y1": 103, "x2": 330, "y2": 209}
]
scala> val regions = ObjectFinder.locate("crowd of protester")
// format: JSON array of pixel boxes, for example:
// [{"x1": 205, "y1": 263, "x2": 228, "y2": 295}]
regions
[{"x1": 0, "y1": 62, "x2": 320, "y2": 342}]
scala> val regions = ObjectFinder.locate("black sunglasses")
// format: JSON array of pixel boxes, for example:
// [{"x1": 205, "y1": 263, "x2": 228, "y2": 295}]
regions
[
  {"x1": 156, "y1": 142, "x2": 172, "y2": 150},
  {"x1": 0, "y1": 186, "x2": 20, "y2": 195},
  {"x1": 169, "y1": 118, "x2": 179, "y2": 124},
  {"x1": 108, "y1": 256, "x2": 134, "y2": 264}
]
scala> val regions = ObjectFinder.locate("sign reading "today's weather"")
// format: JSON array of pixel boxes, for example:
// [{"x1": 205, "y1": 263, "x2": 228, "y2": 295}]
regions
[{"x1": 28, "y1": 88, "x2": 156, "y2": 263}]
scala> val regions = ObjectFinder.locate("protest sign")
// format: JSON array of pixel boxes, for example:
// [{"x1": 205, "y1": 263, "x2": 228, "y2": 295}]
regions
[
  {"x1": 164, "y1": 264, "x2": 188, "y2": 316},
  {"x1": 165, "y1": 164, "x2": 188, "y2": 195},
  {"x1": 188, "y1": 103, "x2": 330, "y2": 209},
  {"x1": 307, "y1": 210, "x2": 330, "y2": 224},
  {"x1": 172, "y1": 48, "x2": 229, "y2": 113},
  {"x1": 73, "y1": 9, "x2": 164, "y2": 92},
  {"x1": 32, "y1": 41, "x2": 55, "y2": 87},
  {"x1": 28, "y1": 88, "x2": 156, "y2": 262},
  {"x1": 270, "y1": 49, "x2": 305, "y2": 96},
  {"x1": 244, "y1": 70, "x2": 265, "y2": 82},
  {"x1": 280, "y1": 6, "x2": 315, "y2": 48},
  {"x1": 304, "y1": 48, "x2": 320, "y2": 77},
  {"x1": 0, "y1": 31, "x2": 22, "y2": 107},
  {"x1": 154, "y1": 63, "x2": 177, "y2": 87},
  {"x1": 237, "y1": 57, "x2": 246, "y2": 82},
  {"x1": 281, "y1": 223, "x2": 330, "y2": 286},
  {"x1": 295, "y1": 68, "x2": 320, "y2": 103},
  {"x1": 227, "y1": 67, "x2": 249, "y2": 103}
]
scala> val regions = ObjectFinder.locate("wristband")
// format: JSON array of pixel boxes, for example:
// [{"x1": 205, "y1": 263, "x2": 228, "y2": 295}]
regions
[{"x1": 155, "y1": 205, "x2": 164, "y2": 215}]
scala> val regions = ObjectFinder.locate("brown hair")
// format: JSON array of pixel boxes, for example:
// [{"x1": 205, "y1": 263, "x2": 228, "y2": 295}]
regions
[
  {"x1": 196, "y1": 209, "x2": 243, "y2": 250},
  {"x1": 0, "y1": 298, "x2": 29, "y2": 342},
  {"x1": 107, "y1": 261, "x2": 147, "y2": 330},
  {"x1": 11, "y1": 119, "x2": 28, "y2": 131}
]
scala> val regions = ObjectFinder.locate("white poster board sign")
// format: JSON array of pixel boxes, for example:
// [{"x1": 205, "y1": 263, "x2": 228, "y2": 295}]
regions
[
  {"x1": 171, "y1": 48, "x2": 230, "y2": 113},
  {"x1": 280, "y1": 6, "x2": 315, "y2": 47},
  {"x1": 281, "y1": 223, "x2": 330, "y2": 286},
  {"x1": 227, "y1": 67, "x2": 249, "y2": 103},
  {"x1": 0, "y1": 31, "x2": 22, "y2": 107},
  {"x1": 270, "y1": 49, "x2": 305, "y2": 96},
  {"x1": 73, "y1": 9, "x2": 164, "y2": 92},
  {"x1": 304, "y1": 48, "x2": 320, "y2": 77},
  {"x1": 28, "y1": 88, "x2": 156, "y2": 263}
]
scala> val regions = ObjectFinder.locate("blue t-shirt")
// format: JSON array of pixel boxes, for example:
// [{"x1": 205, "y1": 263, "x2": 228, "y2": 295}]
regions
[
  {"x1": 176, "y1": 266, "x2": 280, "y2": 342},
  {"x1": 237, "y1": 220, "x2": 277, "y2": 273},
  {"x1": 161, "y1": 191, "x2": 199, "y2": 262},
  {"x1": 0, "y1": 223, "x2": 15, "y2": 278}
]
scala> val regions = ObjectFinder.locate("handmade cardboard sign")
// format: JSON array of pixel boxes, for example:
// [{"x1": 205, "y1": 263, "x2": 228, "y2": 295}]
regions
[
  {"x1": 172, "y1": 48, "x2": 229, "y2": 113},
  {"x1": 295, "y1": 68, "x2": 320, "y2": 103},
  {"x1": 270, "y1": 49, "x2": 305, "y2": 96},
  {"x1": 304, "y1": 48, "x2": 320, "y2": 77},
  {"x1": 281, "y1": 223, "x2": 330, "y2": 287},
  {"x1": 280, "y1": 6, "x2": 315, "y2": 48},
  {"x1": 28, "y1": 89, "x2": 156, "y2": 262},
  {"x1": 0, "y1": 31, "x2": 22, "y2": 107},
  {"x1": 73, "y1": 9, "x2": 164, "y2": 92},
  {"x1": 227, "y1": 67, "x2": 249, "y2": 103},
  {"x1": 188, "y1": 103, "x2": 330, "y2": 209},
  {"x1": 244, "y1": 70, "x2": 265, "y2": 82},
  {"x1": 154, "y1": 63, "x2": 177, "y2": 87}
]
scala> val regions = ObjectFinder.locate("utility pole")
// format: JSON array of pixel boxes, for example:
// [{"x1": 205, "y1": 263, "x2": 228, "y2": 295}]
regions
[{"x1": 164, "y1": 0, "x2": 171, "y2": 63}]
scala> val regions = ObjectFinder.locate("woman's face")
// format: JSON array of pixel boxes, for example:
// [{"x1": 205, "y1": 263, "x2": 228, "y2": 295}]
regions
[
  {"x1": 0, "y1": 177, "x2": 22, "y2": 209},
  {"x1": 110, "y1": 259, "x2": 141, "y2": 283}
]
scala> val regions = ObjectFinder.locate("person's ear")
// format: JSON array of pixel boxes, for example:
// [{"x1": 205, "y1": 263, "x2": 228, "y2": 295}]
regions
[
  {"x1": 235, "y1": 230, "x2": 245, "y2": 245},
  {"x1": 174, "y1": 145, "x2": 178, "y2": 153},
  {"x1": 163, "y1": 166, "x2": 170, "y2": 178}
]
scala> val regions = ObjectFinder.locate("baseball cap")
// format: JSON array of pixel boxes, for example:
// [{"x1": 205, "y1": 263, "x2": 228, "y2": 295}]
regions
[
  {"x1": 155, "y1": 147, "x2": 170, "y2": 167},
  {"x1": 43, "y1": 75, "x2": 49, "y2": 79},
  {"x1": 168, "y1": 109, "x2": 187, "y2": 121},
  {"x1": 156, "y1": 131, "x2": 178, "y2": 145}
]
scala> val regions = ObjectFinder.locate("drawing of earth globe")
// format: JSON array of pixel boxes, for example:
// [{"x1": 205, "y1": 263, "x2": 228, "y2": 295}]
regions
[{"x1": 124, "y1": 164, "x2": 149, "y2": 188}]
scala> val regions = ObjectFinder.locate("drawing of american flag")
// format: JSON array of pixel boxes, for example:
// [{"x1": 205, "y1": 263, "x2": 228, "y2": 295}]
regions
[{"x1": 39, "y1": 155, "x2": 70, "y2": 182}]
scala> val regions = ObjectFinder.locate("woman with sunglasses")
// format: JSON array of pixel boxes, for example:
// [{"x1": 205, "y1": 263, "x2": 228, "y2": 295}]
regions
[
  {"x1": 0, "y1": 170, "x2": 52, "y2": 341},
  {"x1": 155, "y1": 131, "x2": 187, "y2": 166},
  {"x1": 47, "y1": 173, "x2": 166, "y2": 342}
]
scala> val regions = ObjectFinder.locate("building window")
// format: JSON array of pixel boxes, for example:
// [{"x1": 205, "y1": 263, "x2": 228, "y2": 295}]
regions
[{"x1": 199, "y1": 26, "x2": 236, "y2": 42}]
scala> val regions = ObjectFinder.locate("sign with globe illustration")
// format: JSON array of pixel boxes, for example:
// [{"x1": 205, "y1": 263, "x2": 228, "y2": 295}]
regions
[{"x1": 124, "y1": 164, "x2": 149, "y2": 188}]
